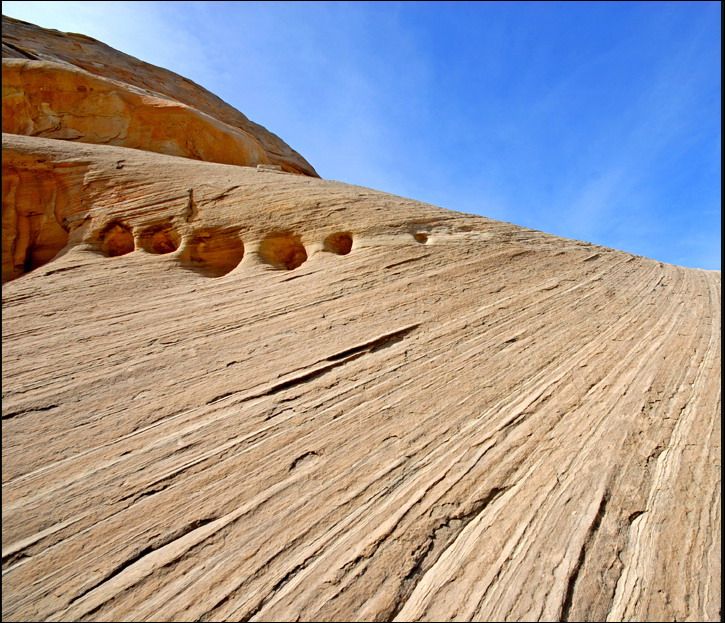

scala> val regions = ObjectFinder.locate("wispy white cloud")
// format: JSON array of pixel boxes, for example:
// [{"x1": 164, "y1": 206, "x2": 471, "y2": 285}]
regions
[{"x1": 4, "y1": 1, "x2": 212, "y2": 78}]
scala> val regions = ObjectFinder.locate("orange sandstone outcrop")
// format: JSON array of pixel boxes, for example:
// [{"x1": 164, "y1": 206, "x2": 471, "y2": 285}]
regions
[
  {"x1": 2, "y1": 17, "x2": 721, "y2": 623},
  {"x1": 1, "y1": 15, "x2": 317, "y2": 176}
]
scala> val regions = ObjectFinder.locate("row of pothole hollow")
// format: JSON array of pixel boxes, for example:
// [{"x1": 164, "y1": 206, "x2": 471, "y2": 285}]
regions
[{"x1": 97, "y1": 221, "x2": 357, "y2": 277}]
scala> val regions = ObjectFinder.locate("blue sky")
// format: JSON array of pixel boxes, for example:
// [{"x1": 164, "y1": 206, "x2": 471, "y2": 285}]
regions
[{"x1": 4, "y1": 1, "x2": 721, "y2": 269}]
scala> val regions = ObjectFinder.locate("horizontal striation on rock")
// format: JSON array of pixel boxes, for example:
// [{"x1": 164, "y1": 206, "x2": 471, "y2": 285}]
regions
[
  {"x1": 1, "y1": 14, "x2": 720, "y2": 623},
  {"x1": 1, "y1": 133, "x2": 720, "y2": 622}
]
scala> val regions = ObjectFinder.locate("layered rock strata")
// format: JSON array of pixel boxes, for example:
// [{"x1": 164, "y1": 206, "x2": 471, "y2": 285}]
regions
[
  {"x1": 2, "y1": 16, "x2": 720, "y2": 623},
  {"x1": 2, "y1": 15, "x2": 317, "y2": 176}
]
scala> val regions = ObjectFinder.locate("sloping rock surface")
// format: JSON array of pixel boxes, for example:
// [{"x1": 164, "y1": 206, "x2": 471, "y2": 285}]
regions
[
  {"x1": 2, "y1": 15, "x2": 317, "y2": 177},
  {"x1": 1, "y1": 18, "x2": 720, "y2": 623}
]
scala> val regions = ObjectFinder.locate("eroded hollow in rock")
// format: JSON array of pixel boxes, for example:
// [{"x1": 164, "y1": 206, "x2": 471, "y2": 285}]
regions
[
  {"x1": 100, "y1": 222, "x2": 135, "y2": 257},
  {"x1": 258, "y1": 233, "x2": 308, "y2": 270},
  {"x1": 413, "y1": 232, "x2": 429, "y2": 244},
  {"x1": 182, "y1": 228, "x2": 244, "y2": 277},
  {"x1": 21, "y1": 230, "x2": 70, "y2": 274},
  {"x1": 4, "y1": 220, "x2": 70, "y2": 283},
  {"x1": 138, "y1": 223, "x2": 180, "y2": 255},
  {"x1": 2, "y1": 165, "x2": 71, "y2": 283},
  {"x1": 324, "y1": 232, "x2": 353, "y2": 255}
]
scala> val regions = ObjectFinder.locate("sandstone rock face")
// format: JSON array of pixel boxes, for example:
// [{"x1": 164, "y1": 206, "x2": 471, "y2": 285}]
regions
[
  {"x1": 2, "y1": 18, "x2": 721, "y2": 623},
  {"x1": 1, "y1": 15, "x2": 317, "y2": 177}
]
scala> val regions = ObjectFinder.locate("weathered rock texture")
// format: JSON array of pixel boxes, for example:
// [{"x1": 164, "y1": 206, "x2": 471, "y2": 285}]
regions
[
  {"x1": 2, "y1": 15, "x2": 317, "y2": 177},
  {"x1": 2, "y1": 18, "x2": 721, "y2": 623}
]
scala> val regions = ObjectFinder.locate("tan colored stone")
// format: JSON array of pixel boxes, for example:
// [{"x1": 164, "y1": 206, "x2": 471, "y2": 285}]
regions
[{"x1": 1, "y1": 17, "x2": 720, "y2": 623}]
